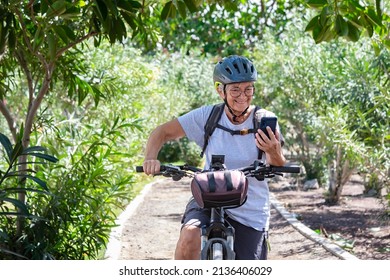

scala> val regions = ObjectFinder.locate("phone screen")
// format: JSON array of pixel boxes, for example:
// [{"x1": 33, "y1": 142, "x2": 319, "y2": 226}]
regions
[{"x1": 258, "y1": 117, "x2": 277, "y2": 140}]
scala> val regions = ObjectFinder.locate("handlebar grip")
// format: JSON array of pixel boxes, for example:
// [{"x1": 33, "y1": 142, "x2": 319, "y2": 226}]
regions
[
  {"x1": 271, "y1": 165, "x2": 300, "y2": 173},
  {"x1": 135, "y1": 165, "x2": 168, "y2": 173},
  {"x1": 136, "y1": 166, "x2": 144, "y2": 172}
]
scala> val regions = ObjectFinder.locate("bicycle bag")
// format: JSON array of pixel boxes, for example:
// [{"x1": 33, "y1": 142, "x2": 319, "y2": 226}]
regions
[{"x1": 190, "y1": 170, "x2": 248, "y2": 208}]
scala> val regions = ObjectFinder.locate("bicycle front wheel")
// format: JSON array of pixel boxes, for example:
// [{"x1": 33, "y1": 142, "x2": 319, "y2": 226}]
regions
[{"x1": 211, "y1": 242, "x2": 223, "y2": 260}]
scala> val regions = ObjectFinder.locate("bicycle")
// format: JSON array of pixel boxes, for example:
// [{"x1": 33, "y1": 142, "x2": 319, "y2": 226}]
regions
[{"x1": 136, "y1": 155, "x2": 300, "y2": 260}]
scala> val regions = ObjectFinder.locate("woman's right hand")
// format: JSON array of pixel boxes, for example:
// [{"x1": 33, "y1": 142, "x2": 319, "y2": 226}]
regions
[{"x1": 142, "y1": 159, "x2": 161, "y2": 175}]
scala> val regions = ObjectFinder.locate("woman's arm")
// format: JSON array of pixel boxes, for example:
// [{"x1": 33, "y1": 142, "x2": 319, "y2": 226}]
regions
[{"x1": 142, "y1": 119, "x2": 186, "y2": 174}]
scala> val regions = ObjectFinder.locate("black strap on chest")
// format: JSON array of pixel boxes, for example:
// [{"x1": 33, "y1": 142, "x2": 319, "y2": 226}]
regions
[{"x1": 200, "y1": 103, "x2": 261, "y2": 158}]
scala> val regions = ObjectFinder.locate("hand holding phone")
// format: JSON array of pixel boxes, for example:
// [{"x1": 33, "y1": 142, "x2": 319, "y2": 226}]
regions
[{"x1": 258, "y1": 116, "x2": 277, "y2": 140}]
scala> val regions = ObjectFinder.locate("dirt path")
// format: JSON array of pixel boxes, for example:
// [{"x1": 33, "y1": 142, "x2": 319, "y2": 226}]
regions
[{"x1": 108, "y1": 178, "x2": 343, "y2": 260}]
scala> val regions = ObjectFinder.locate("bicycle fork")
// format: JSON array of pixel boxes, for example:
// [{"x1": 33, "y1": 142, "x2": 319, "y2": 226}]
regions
[{"x1": 200, "y1": 208, "x2": 235, "y2": 260}]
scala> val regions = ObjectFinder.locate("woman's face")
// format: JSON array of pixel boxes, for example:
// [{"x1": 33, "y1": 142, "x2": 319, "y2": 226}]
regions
[{"x1": 219, "y1": 82, "x2": 255, "y2": 112}]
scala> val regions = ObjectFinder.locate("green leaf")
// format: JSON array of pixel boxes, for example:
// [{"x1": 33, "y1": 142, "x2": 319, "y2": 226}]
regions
[
  {"x1": 32, "y1": 26, "x2": 44, "y2": 52},
  {"x1": 25, "y1": 175, "x2": 48, "y2": 191},
  {"x1": 22, "y1": 146, "x2": 46, "y2": 153},
  {"x1": 120, "y1": 11, "x2": 137, "y2": 30},
  {"x1": 320, "y1": 6, "x2": 331, "y2": 26},
  {"x1": 53, "y1": 25, "x2": 70, "y2": 44},
  {"x1": 41, "y1": 0, "x2": 49, "y2": 14},
  {"x1": 10, "y1": 141, "x2": 23, "y2": 164},
  {"x1": 117, "y1": 0, "x2": 142, "y2": 11},
  {"x1": 305, "y1": 15, "x2": 320, "y2": 32},
  {"x1": 184, "y1": 0, "x2": 198, "y2": 13},
  {"x1": 365, "y1": 7, "x2": 383, "y2": 26},
  {"x1": 346, "y1": 21, "x2": 360, "y2": 41},
  {"x1": 0, "y1": 133, "x2": 13, "y2": 162},
  {"x1": 47, "y1": 32, "x2": 56, "y2": 61},
  {"x1": 2, "y1": 187, "x2": 50, "y2": 195},
  {"x1": 0, "y1": 248, "x2": 28, "y2": 260},
  {"x1": 306, "y1": 0, "x2": 328, "y2": 8},
  {"x1": 3, "y1": 173, "x2": 48, "y2": 191},
  {"x1": 23, "y1": 152, "x2": 58, "y2": 163},
  {"x1": 47, "y1": 0, "x2": 67, "y2": 18},
  {"x1": 177, "y1": 1, "x2": 187, "y2": 18},
  {"x1": 335, "y1": 14, "x2": 349, "y2": 36},
  {"x1": 313, "y1": 23, "x2": 333, "y2": 43},
  {"x1": 61, "y1": 25, "x2": 76, "y2": 41},
  {"x1": 2, "y1": 197, "x2": 29, "y2": 215},
  {"x1": 349, "y1": 13, "x2": 373, "y2": 37},
  {"x1": 161, "y1": 1, "x2": 176, "y2": 20}
]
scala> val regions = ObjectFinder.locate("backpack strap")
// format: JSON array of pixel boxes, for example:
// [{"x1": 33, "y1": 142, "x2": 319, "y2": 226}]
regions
[
  {"x1": 200, "y1": 103, "x2": 225, "y2": 157},
  {"x1": 200, "y1": 104, "x2": 263, "y2": 159}
]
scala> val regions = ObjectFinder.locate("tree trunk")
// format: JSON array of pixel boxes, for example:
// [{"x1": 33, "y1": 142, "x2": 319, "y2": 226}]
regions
[
  {"x1": 326, "y1": 146, "x2": 354, "y2": 205},
  {"x1": 16, "y1": 62, "x2": 55, "y2": 236}
]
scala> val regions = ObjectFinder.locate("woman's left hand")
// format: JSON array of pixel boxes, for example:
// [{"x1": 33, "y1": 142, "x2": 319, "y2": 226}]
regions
[{"x1": 255, "y1": 127, "x2": 286, "y2": 166}]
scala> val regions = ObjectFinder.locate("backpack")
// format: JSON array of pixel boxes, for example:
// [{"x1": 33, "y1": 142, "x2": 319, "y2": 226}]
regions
[{"x1": 200, "y1": 103, "x2": 262, "y2": 158}]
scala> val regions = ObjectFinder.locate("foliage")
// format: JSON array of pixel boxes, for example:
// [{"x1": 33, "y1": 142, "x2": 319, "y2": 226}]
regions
[
  {"x1": 252, "y1": 19, "x2": 389, "y2": 204},
  {"x1": 0, "y1": 40, "x2": 155, "y2": 258},
  {"x1": 159, "y1": 139, "x2": 203, "y2": 167},
  {"x1": 151, "y1": 51, "x2": 218, "y2": 167},
  {"x1": 1, "y1": 115, "x2": 141, "y2": 259},
  {"x1": 155, "y1": 0, "x2": 306, "y2": 56},
  {"x1": 142, "y1": 0, "x2": 390, "y2": 56},
  {"x1": 0, "y1": 132, "x2": 57, "y2": 259},
  {"x1": 305, "y1": 0, "x2": 390, "y2": 48},
  {"x1": 0, "y1": 0, "x2": 158, "y2": 239},
  {"x1": 0, "y1": 0, "x2": 153, "y2": 142},
  {"x1": 30, "y1": 119, "x2": 136, "y2": 259}
]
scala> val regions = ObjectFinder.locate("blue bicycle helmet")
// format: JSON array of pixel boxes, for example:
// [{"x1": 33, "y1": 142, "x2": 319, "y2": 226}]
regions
[{"x1": 213, "y1": 55, "x2": 257, "y2": 84}]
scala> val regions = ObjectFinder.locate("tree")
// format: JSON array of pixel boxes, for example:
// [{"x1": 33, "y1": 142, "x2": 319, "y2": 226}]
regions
[
  {"x1": 0, "y1": 0, "x2": 155, "y2": 236},
  {"x1": 0, "y1": 0, "x2": 388, "y2": 257},
  {"x1": 155, "y1": 0, "x2": 306, "y2": 56},
  {"x1": 304, "y1": 0, "x2": 389, "y2": 48},
  {"x1": 155, "y1": 0, "x2": 389, "y2": 54}
]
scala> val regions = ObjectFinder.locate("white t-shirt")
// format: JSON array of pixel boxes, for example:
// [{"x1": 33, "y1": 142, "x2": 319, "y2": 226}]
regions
[{"x1": 178, "y1": 104, "x2": 279, "y2": 231}]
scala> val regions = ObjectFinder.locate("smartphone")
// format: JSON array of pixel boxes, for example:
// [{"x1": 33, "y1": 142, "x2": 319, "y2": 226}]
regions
[{"x1": 258, "y1": 117, "x2": 277, "y2": 140}]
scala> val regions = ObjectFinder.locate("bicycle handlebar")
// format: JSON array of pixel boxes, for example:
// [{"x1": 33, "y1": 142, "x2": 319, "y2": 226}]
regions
[
  {"x1": 136, "y1": 160, "x2": 300, "y2": 181},
  {"x1": 135, "y1": 165, "x2": 202, "y2": 173},
  {"x1": 265, "y1": 165, "x2": 300, "y2": 174}
]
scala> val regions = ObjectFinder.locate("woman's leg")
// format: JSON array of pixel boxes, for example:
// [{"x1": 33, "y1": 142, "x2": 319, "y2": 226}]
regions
[
  {"x1": 227, "y1": 217, "x2": 268, "y2": 260},
  {"x1": 174, "y1": 198, "x2": 210, "y2": 260}
]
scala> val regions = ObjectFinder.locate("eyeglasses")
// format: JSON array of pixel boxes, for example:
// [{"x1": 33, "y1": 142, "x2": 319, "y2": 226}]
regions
[{"x1": 226, "y1": 86, "x2": 255, "y2": 98}]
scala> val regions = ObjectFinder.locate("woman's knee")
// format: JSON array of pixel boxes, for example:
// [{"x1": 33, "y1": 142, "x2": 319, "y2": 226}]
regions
[{"x1": 175, "y1": 226, "x2": 200, "y2": 259}]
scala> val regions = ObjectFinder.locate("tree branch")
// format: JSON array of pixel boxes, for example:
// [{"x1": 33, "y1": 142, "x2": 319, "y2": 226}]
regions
[
  {"x1": 0, "y1": 99, "x2": 17, "y2": 142},
  {"x1": 23, "y1": 63, "x2": 56, "y2": 149},
  {"x1": 56, "y1": 31, "x2": 98, "y2": 58}
]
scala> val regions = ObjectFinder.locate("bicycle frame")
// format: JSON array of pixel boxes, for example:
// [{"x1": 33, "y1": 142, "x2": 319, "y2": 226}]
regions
[{"x1": 200, "y1": 207, "x2": 235, "y2": 260}]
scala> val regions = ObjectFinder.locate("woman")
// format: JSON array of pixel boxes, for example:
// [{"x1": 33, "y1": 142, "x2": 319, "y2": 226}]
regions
[{"x1": 142, "y1": 55, "x2": 286, "y2": 260}]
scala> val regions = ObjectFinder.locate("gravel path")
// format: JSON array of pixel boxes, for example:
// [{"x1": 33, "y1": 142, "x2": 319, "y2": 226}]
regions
[{"x1": 105, "y1": 178, "x2": 343, "y2": 260}]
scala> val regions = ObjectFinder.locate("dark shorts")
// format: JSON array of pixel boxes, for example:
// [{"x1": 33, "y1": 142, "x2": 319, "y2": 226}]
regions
[{"x1": 181, "y1": 198, "x2": 268, "y2": 260}]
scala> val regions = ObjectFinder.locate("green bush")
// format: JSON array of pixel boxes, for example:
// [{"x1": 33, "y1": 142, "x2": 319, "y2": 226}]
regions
[
  {"x1": 0, "y1": 133, "x2": 58, "y2": 259},
  {"x1": 252, "y1": 18, "x2": 389, "y2": 204},
  {"x1": 26, "y1": 118, "x2": 138, "y2": 259},
  {"x1": 158, "y1": 138, "x2": 203, "y2": 167}
]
